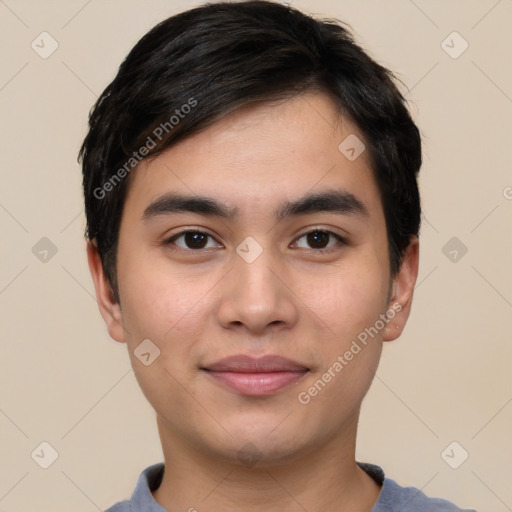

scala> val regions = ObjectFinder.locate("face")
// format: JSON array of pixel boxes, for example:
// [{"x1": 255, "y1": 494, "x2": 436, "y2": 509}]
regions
[{"x1": 88, "y1": 91, "x2": 418, "y2": 467}]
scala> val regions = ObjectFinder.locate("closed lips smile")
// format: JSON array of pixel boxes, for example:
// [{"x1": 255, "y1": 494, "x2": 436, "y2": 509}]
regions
[{"x1": 201, "y1": 355, "x2": 309, "y2": 396}]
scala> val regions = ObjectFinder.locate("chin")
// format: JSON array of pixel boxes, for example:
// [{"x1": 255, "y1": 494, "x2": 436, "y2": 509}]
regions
[
  {"x1": 225, "y1": 437, "x2": 309, "y2": 469},
  {"x1": 206, "y1": 419, "x2": 318, "y2": 468}
]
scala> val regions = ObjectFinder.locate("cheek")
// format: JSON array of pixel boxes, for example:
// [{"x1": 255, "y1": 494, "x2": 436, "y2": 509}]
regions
[
  {"x1": 297, "y1": 271, "x2": 387, "y2": 423},
  {"x1": 117, "y1": 253, "x2": 217, "y2": 366},
  {"x1": 118, "y1": 248, "x2": 185, "y2": 332},
  {"x1": 308, "y1": 257, "x2": 389, "y2": 341},
  {"x1": 118, "y1": 263, "x2": 210, "y2": 411}
]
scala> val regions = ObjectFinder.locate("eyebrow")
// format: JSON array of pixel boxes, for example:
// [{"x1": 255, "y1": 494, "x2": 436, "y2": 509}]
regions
[{"x1": 142, "y1": 189, "x2": 368, "y2": 222}]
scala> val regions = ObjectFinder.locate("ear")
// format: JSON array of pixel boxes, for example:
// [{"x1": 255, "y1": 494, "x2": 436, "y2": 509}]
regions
[
  {"x1": 86, "y1": 239, "x2": 126, "y2": 344},
  {"x1": 383, "y1": 236, "x2": 419, "y2": 342}
]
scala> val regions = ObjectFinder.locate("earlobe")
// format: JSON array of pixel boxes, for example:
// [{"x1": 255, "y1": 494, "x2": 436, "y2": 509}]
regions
[
  {"x1": 86, "y1": 240, "x2": 126, "y2": 344},
  {"x1": 383, "y1": 236, "x2": 419, "y2": 342}
]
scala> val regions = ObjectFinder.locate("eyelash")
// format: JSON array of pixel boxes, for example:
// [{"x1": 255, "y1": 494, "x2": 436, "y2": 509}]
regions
[{"x1": 163, "y1": 228, "x2": 348, "y2": 254}]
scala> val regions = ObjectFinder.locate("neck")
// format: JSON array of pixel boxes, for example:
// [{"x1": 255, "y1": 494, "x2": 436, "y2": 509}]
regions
[{"x1": 152, "y1": 414, "x2": 382, "y2": 512}]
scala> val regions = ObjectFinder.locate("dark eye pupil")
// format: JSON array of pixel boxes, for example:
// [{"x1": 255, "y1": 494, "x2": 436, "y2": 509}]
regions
[
  {"x1": 182, "y1": 231, "x2": 331, "y2": 250},
  {"x1": 185, "y1": 232, "x2": 208, "y2": 249},
  {"x1": 307, "y1": 231, "x2": 329, "y2": 249}
]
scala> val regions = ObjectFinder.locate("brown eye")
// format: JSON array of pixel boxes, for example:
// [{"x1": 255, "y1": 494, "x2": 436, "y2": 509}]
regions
[
  {"x1": 294, "y1": 230, "x2": 346, "y2": 251},
  {"x1": 307, "y1": 231, "x2": 330, "y2": 249},
  {"x1": 166, "y1": 231, "x2": 218, "y2": 250}
]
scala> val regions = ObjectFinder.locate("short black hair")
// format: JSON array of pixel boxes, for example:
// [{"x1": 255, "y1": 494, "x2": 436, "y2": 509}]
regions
[{"x1": 79, "y1": 0, "x2": 422, "y2": 303}]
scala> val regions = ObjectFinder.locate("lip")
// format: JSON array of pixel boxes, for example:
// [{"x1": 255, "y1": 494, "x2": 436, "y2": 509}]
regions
[{"x1": 201, "y1": 355, "x2": 309, "y2": 396}]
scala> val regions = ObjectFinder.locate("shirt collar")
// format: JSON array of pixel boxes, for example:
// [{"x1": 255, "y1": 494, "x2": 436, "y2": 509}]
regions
[{"x1": 129, "y1": 461, "x2": 387, "y2": 510}]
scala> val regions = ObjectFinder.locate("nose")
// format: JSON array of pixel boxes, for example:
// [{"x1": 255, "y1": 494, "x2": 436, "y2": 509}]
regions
[{"x1": 215, "y1": 241, "x2": 299, "y2": 336}]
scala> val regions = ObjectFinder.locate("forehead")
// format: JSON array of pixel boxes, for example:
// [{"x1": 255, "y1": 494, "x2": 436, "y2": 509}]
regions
[{"x1": 122, "y1": 91, "x2": 384, "y2": 225}]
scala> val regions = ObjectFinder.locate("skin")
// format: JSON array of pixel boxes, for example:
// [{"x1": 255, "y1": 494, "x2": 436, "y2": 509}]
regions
[{"x1": 88, "y1": 91, "x2": 419, "y2": 511}]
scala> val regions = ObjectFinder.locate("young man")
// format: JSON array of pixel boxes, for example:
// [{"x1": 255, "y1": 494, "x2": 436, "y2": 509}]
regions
[{"x1": 80, "y1": 1, "x2": 477, "y2": 510}]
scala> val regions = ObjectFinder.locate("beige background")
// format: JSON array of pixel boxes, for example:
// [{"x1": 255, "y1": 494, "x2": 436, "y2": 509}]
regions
[{"x1": 1, "y1": 0, "x2": 511, "y2": 510}]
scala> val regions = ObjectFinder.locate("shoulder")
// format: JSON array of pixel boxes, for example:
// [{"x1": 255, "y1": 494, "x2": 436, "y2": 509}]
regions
[
  {"x1": 357, "y1": 462, "x2": 477, "y2": 512},
  {"x1": 103, "y1": 502, "x2": 130, "y2": 512},
  {"x1": 374, "y1": 476, "x2": 478, "y2": 512},
  {"x1": 102, "y1": 462, "x2": 166, "y2": 512}
]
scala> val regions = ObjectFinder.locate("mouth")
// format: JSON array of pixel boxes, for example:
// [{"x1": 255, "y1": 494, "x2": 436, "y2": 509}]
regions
[{"x1": 201, "y1": 355, "x2": 309, "y2": 396}]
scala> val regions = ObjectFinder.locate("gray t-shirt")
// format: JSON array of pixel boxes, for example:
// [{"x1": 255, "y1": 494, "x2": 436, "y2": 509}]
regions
[{"x1": 104, "y1": 462, "x2": 477, "y2": 511}]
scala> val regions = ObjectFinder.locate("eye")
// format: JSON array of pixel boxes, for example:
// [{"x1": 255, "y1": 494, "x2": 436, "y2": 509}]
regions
[
  {"x1": 163, "y1": 228, "x2": 347, "y2": 253},
  {"x1": 293, "y1": 229, "x2": 346, "y2": 251},
  {"x1": 165, "y1": 230, "x2": 221, "y2": 251}
]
